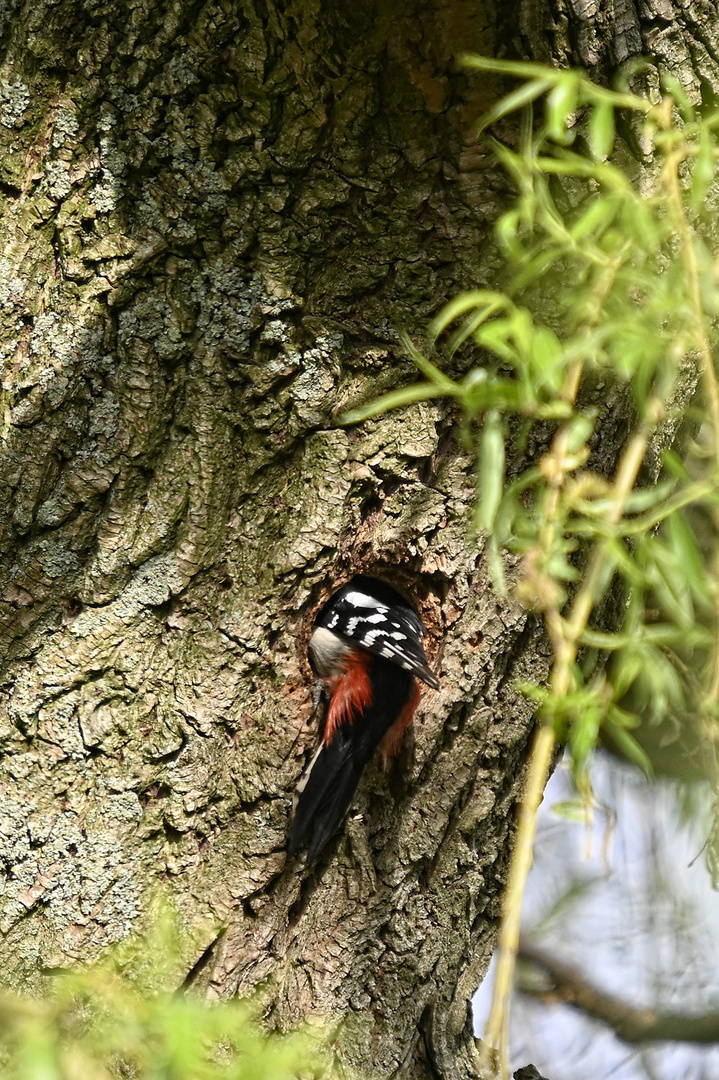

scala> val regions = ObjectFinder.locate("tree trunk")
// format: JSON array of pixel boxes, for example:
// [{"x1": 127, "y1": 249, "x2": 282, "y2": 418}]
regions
[{"x1": 0, "y1": 1, "x2": 710, "y2": 1077}]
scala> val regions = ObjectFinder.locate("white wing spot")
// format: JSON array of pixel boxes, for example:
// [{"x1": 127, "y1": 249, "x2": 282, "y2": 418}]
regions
[{"x1": 345, "y1": 591, "x2": 388, "y2": 610}]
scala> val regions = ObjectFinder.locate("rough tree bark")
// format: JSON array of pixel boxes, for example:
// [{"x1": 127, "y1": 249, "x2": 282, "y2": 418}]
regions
[{"x1": 0, "y1": 1, "x2": 715, "y2": 1078}]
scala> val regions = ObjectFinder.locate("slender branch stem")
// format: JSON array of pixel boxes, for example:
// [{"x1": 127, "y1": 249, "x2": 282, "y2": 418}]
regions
[{"x1": 481, "y1": 724, "x2": 556, "y2": 1076}]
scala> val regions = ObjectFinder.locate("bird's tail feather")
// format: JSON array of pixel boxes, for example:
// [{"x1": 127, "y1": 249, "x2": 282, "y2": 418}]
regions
[{"x1": 288, "y1": 734, "x2": 364, "y2": 862}]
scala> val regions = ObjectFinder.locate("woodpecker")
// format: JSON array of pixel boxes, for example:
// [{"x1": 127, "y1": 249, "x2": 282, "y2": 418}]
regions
[{"x1": 288, "y1": 575, "x2": 440, "y2": 862}]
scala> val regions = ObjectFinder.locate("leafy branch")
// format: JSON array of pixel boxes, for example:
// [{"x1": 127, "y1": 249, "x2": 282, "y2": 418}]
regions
[{"x1": 345, "y1": 57, "x2": 719, "y2": 1080}]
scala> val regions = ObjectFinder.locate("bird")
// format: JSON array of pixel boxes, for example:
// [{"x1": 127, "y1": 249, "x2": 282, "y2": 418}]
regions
[{"x1": 288, "y1": 575, "x2": 440, "y2": 862}]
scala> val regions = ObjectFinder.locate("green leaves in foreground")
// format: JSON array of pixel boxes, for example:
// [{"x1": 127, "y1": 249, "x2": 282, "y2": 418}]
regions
[
  {"x1": 0, "y1": 919, "x2": 323, "y2": 1080},
  {"x1": 0, "y1": 979, "x2": 316, "y2": 1080},
  {"x1": 343, "y1": 57, "x2": 719, "y2": 793}
]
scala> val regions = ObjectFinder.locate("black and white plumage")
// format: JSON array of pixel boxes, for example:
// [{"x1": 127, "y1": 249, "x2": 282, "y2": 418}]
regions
[
  {"x1": 288, "y1": 575, "x2": 439, "y2": 863},
  {"x1": 311, "y1": 575, "x2": 440, "y2": 690}
]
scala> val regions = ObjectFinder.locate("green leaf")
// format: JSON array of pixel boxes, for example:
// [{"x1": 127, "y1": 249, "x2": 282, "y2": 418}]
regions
[
  {"x1": 516, "y1": 679, "x2": 549, "y2": 705},
  {"x1": 461, "y1": 368, "x2": 503, "y2": 416},
  {"x1": 621, "y1": 479, "x2": 675, "y2": 514},
  {"x1": 649, "y1": 540, "x2": 695, "y2": 627},
  {"x1": 569, "y1": 702, "x2": 602, "y2": 772},
  {"x1": 486, "y1": 535, "x2": 508, "y2": 594},
  {"x1": 430, "y1": 290, "x2": 510, "y2": 341},
  {"x1": 546, "y1": 552, "x2": 580, "y2": 581},
  {"x1": 535, "y1": 401, "x2": 574, "y2": 420},
  {"x1": 642, "y1": 646, "x2": 686, "y2": 722},
  {"x1": 580, "y1": 629, "x2": 627, "y2": 650},
  {"x1": 623, "y1": 477, "x2": 717, "y2": 534},
  {"x1": 588, "y1": 99, "x2": 615, "y2": 159},
  {"x1": 476, "y1": 413, "x2": 506, "y2": 532},
  {"x1": 476, "y1": 318, "x2": 520, "y2": 363},
  {"x1": 660, "y1": 72, "x2": 695, "y2": 122},
  {"x1": 460, "y1": 54, "x2": 564, "y2": 80},
  {"x1": 641, "y1": 623, "x2": 712, "y2": 647},
  {"x1": 609, "y1": 646, "x2": 644, "y2": 698},
  {"x1": 495, "y1": 208, "x2": 525, "y2": 259},
  {"x1": 446, "y1": 306, "x2": 503, "y2": 356},
  {"x1": 546, "y1": 76, "x2": 579, "y2": 141},
  {"x1": 472, "y1": 78, "x2": 556, "y2": 137},
  {"x1": 603, "y1": 712, "x2": 654, "y2": 777},
  {"x1": 340, "y1": 382, "x2": 449, "y2": 424},
  {"x1": 530, "y1": 325, "x2": 565, "y2": 390},
  {"x1": 603, "y1": 538, "x2": 644, "y2": 584},
  {"x1": 488, "y1": 136, "x2": 535, "y2": 190},
  {"x1": 665, "y1": 511, "x2": 710, "y2": 604},
  {"x1": 661, "y1": 449, "x2": 691, "y2": 481},
  {"x1": 619, "y1": 197, "x2": 660, "y2": 250},
  {"x1": 551, "y1": 799, "x2": 593, "y2": 823},
  {"x1": 564, "y1": 411, "x2": 596, "y2": 454},
  {"x1": 400, "y1": 332, "x2": 458, "y2": 391},
  {"x1": 569, "y1": 196, "x2": 618, "y2": 242},
  {"x1": 536, "y1": 154, "x2": 631, "y2": 197}
]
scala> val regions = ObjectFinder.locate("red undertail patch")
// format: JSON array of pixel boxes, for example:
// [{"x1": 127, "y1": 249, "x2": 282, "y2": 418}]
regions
[{"x1": 378, "y1": 679, "x2": 421, "y2": 766}]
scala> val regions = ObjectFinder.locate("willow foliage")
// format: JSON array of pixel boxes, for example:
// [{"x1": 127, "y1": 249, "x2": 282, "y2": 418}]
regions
[{"x1": 346, "y1": 58, "x2": 719, "y2": 1078}]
